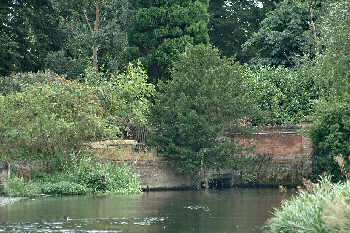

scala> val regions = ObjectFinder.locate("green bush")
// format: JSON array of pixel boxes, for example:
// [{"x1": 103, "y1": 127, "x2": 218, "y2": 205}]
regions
[
  {"x1": 0, "y1": 71, "x2": 66, "y2": 96},
  {"x1": 85, "y1": 63, "x2": 155, "y2": 128},
  {"x1": 244, "y1": 66, "x2": 320, "y2": 125},
  {"x1": 0, "y1": 65, "x2": 155, "y2": 162},
  {"x1": 310, "y1": 95, "x2": 350, "y2": 181},
  {"x1": 4, "y1": 177, "x2": 41, "y2": 197},
  {"x1": 152, "y1": 45, "x2": 255, "y2": 174},
  {"x1": 4, "y1": 156, "x2": 141, "y2": 197},
  {"x1": 313, "y1": 0, "x2": 350, "y2": 98},
  {"x1": 266, "y1": 178, "x2": 350, "y2": 233},
  {"x1": 41, "y1": 181, "x2": 87, "y2": 195},
  {"x1": 307, "y1": 1, "x2": 350, "y2": 181},
  {"x1": 67, "y1": 156, "x2": 141, "y2": 194},
  {"x1": 0, "y1": 82, "x2": 119, "y2": 160}
]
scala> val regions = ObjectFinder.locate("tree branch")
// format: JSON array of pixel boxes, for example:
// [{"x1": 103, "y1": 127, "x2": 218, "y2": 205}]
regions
[{"x1": 83, "y1": 9, "x2": 93, "y2": 32}]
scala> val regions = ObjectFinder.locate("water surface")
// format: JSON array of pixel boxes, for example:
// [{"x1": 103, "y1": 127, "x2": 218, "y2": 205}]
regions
[{"x1": 0, "y1": 189, "x2": 292, "y2": 233}]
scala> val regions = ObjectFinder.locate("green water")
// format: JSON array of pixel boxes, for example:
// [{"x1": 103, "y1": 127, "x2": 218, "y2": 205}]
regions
[{"x1": 0, "y1": 189, "x2": 292, "y2": 233}]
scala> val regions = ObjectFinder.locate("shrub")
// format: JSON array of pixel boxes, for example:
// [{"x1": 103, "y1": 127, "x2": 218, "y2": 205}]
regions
[
  {"x1": 85, "y1": 63, "x2": 155, "y2": 128},
  {"x1": 152, "y1": 45, "x2": 255, "y2": 174},
  {"x1": 307, "y1": 1, "x2": 350, "y2": 181},
  {"x1": 310, "y1": 95, "x2": 350, "y2": 181},
  {"x1": 4, "y1": 177, "x2": 41, "y2": 197},
  {"x1": 41, "y1": 181, "x2": 87, "y2": 195},
  {"x1": 106, "y1": 165, "x2": 141, "y2": 194},
  {"x1": 4, "y1": 156, "x2": 141, "y2": 197},
  {"x1": 0, "y1": 71, "x2": 66, "y2": 96},
  {"x1": 0, "y1": 65, "x2": 154, "y2": 161},
  {"x1": 244, "y1": 66, "x2": 320, "y2": 126},
  {"x1": 67, "y1": 156, "x2": 141, "y2": 194},
  {"x1": 266, "y1": 177, "x2": 350, "y2": 233},
  {"x1": 0, "y1": 82, "x2": 120, "y2": 160}
]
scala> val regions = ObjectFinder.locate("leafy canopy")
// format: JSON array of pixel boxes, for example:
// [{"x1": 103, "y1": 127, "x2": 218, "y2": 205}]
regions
[
  {"x1": 244, "y1": 66, "x2": 320, "y2": 125},
  {"x1": 209, "y1": 0, "x2": 280, "y2": 63},
  {"x1": 0, "y1": 0, "x2": 62, "y2": 75},
  {"x1": 243, "y1": 0, "x2": 320, "y2": 67},
  {"x1": 309, "y1": 0, "x2": 350, "y2": 181},
  {"x1": 46, "y1": 0, "x2": 130, "y2": 79},
  {"x1": 129, "y1": 0, "x2": 210, "y2": 82}
]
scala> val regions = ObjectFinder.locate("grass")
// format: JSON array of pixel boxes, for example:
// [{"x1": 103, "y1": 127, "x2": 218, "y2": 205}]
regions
[
  {"x1": 265, "y1": 177, "x2": 350, "y2": 233},
  {"x1": 4, "y1": 156, "x2": 141, "y2": 197}
]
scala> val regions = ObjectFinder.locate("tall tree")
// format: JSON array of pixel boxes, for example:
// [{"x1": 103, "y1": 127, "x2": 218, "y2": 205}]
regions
[
  {"x1": 47, "y1": 0, "x2": 129, "y2": 78},
  {"x1": 313, "y1": 0, "x2": 350, "y2": 97},
  {"x1": 242, "y1": 0, "x2": 327, "y2": 67},
  {"x1": 209, "y1": 0, "x2": 280, "y2": 63},
  {"x1": 0, "y1": 0, "x2": 19, "y2": 75},
  {"x1": 152, "y1": 46, "x2": 255, "y2": 182},
  {"x1": 129, "y1": 0, "x2": 210, "y2": 82},
  {"x1": 0, "y1": 0, "x2": 62, "y2": 76}
]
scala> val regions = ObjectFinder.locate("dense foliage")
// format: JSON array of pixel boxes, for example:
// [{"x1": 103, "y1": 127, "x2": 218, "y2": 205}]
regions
[
  {"x1": 244, "y1": 66, "x2": 320, "y2": 125},
  {"x1": 266, "y1": 178, "x2": 350, "y2": 233},
  {"x1": 129, "y1": 0, "x2": 210, "y2": 82},
  {"x1": 310, "y1": 96, "x2": 350, "y2": 181},
  {"x1": 0, "y1": 0, "x2": 62, "y2": 76},
  {"x1": 0, "y1": 66, "x2": 154, "y2": 160},
  {"x1": 85, "y1": 63, "x2": 155, "y2": 128},
  {"x1": 308, "y1": 0, "x2": 350, "y2": 180},
  {"x1": 47, "y1": 0, "x2": 130, "y2": 78},
  {"x1": 243, "y1": 0, "x2": 325, "y2": 67},
  {"x1": 0, "y1": 71, "x2": 66, "y2": 96},
  {"x1": 312, "y1": 0, "x2": 350, "y2": 97},
  {"x1": 4, "y1": 155, "x2": 141, "y2": 197},
  {"x1": 0, "y1": 83, "x2": 114, "y2": 159},
  {"x1": 152, "y1": 46, "x2": 254, "y2": 174},
  {"x1": 209, "y1": 0, "x2": 280, "y2": 63}
]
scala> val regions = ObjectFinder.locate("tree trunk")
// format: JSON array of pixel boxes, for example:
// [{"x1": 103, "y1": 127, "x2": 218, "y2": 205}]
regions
[
  {"x1": 6, "y1": 162, "x2": 10, "y2": 179},
  {"x1": 92, "y1": 47, "x2": 98, "y2": 71},
  {"x1": 308, "y1": 0, "x2": 318, "y2": 54},
  {"x1": 92, "y1": 2, "x2": 101, "y2": 71}
]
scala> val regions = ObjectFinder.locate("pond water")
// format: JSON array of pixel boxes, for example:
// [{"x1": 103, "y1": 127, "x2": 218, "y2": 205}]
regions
[{"x1": 0, "y1": 189, "x2": 292, "y2": 233}]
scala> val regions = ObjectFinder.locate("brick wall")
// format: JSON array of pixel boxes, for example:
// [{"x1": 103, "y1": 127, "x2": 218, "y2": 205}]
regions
[
  {"x1": 0, "y1": 127, "x2": 314, "y2": 189},
  {"x1": 233, "y1": 127, "x2": 313, "y2": 159},
  {"x1": 91, "y1": 127, "x2": 314, "y2": 187},
  {"x1": 229, "y1": 127, "x2": 313, "y2": 186}
]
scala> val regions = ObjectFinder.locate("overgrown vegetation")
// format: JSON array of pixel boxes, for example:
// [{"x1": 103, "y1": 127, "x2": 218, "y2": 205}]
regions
[
  {"x1": 1, "y1": 0, "x2": 350, "y2": 206},
  {"x1": 310, "y1": 96, "x2": 350, "y2": 181},
  {"x1": 244, "y1": 66, "x2": 320, "y2": 125},
  {"x1": 4, "y1": 155, "x2": 141, "y2": 197},
  {"x1": 0, "y1": 64, "x2": 150, "y2": 196},
  {"x1": 307, "y1": 0, "x2": 350, "y2": 181},
  {"x1": 152, "y1": 46, "x2": 255, "y2": 175},
  {"x1": 266, "y1": 177, "x2": 350, "y2": 233},
  {"x1": 0, "y1": 65, "x2": 154, "y2": 161}
]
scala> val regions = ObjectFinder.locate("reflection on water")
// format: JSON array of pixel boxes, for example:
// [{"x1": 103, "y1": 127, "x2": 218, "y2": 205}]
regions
[{"x1": 0, "y1": 189, "x2": 293, "y2": 233}]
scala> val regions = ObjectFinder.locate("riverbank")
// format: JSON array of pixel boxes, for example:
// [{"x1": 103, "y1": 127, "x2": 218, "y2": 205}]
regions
[
  {"x1": 1, "y1": 156, "x2": 141, "y2": 198},
  {"x1": 266, "y1": 178, "x2": 350, "y2": 233}
]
